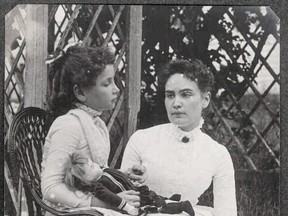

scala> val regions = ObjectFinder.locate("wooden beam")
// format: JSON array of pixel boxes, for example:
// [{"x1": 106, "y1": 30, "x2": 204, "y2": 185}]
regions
[
  {"x1": 4, "y1": 161, "x2": 19, "y2": 215},
  {"x1": 124, "y1": 6, "x2": 142, "y2": 145},
  {"x1": 25, "y1": 5, "x2": 48, "y2": 108}
]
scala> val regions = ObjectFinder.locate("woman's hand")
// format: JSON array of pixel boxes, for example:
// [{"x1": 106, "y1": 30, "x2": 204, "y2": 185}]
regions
[
  {"x1": 117, "y1": 190, "x2": 140, "y2": 207},
  {"x1": 125, "y1": 165, "x2": 147, "y2": 184}
]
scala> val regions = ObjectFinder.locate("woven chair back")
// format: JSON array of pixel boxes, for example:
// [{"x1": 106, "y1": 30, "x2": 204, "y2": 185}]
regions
[
  {"x1": 8, "y1": 107, "x2": 50, "y2": 215},
  {"x1": 7, "y1": 107, "x2": 104, "y2": 216}
]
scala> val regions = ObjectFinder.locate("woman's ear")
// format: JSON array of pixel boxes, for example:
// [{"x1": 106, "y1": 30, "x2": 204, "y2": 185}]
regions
[
  {"x1": 202, "y1": 91, "x2": 211, "y2": 109},
  {"x1": 73, "y1": 84, "x2": 86, "y2": 102}
]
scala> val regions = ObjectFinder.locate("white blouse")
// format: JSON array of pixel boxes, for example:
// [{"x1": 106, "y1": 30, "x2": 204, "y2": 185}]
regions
[
  {"x1": 121, "y1": 123, "x2": 237, "y2": 216},
  {"x1": 41, "y1": 107, "x2": 110, "y2": 211}
]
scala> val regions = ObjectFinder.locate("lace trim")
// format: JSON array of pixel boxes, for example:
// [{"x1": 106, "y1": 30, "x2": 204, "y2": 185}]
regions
[
  {"x1": 170, "y1": 117, "x2": 205, "y2": 143},
  {"x1": 74, "y1": 103, "x2": 102, "y2": 118}
]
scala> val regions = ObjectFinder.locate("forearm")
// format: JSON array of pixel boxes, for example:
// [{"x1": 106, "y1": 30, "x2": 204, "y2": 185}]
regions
[
  {"x1": 41, "y1": 116, "x2": 87, "y2": 207},
  {"x1": 213, "y1": 148, "x2": 237, "y2": 216},
  {"x1": 92, "y1": 183, "x2": 126, "y2": 209},
  {"x1": 121, "y1": 133, "x2": 142, "y2": 171},
  {"x1": 213, "y1": 174, "x2": 237, "y2": 216},
  {"x1": 90, "y1": 196, "x2": 117, "y2": 210},
  {"x1": 42, "y1": 184, "x2": 91, "y2": 208}
]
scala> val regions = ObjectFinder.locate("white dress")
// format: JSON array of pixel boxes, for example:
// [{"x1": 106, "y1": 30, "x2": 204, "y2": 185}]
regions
[
  {"x1": 41, "y1": 107, "x2": 110, "y2": 212},
  {"x1": 121, "y1": 123, "x2": 237, "y2": 216}
]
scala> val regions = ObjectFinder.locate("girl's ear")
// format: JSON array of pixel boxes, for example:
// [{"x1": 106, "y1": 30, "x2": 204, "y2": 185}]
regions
[
  {"x1": 202, "y1": 91, "x2": 211, "y2": 109},
  {"x1": 73, "y1": 84, "x2": 86, "y2": 102}
]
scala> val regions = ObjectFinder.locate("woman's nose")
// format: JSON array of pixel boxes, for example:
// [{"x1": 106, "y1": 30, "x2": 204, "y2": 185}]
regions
[{"x1": 172, "y1": 96, "x2": 182, "y2": 109}]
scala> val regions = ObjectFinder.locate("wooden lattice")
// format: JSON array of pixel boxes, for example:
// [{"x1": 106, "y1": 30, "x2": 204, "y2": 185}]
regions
[
  {"x1": 5, "y1": 5, "x2": 280, "y2": 173},
  {"x1": 5, "y1": 5, "x2": 26, "y2": 132},
  {"x1": 204, "y1": 7, "x2": 279, "y2": 171},
  {"x1": 5, "y1": 5, "x2": 141, "y2": 215},
  {"x1": 5, "y1": 5, "x2": 279, "y2": 175},
  {"x1": 5, "y1": 4, "x2": 131, "y2": 168},
  {"x1": 140, "y1": 6, "x2": 280, "y2": 171},
  {"x1": 4, "y1": 4, "x2": 280, "y2": 216}
]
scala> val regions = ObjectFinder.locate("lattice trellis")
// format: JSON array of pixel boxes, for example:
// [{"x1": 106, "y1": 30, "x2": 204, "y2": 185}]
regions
[
  {"x1": 140, "y1": 6, "x2": 280, "y2": 171},
  {"x1": 47, "y1": 5, "x2": 129, "y2": 169},
  {"x1": 206, "y1": 8, "x2": 280, "y2": 171},
  {"x1": 5, "y1": 5, "x2": 280, "y2": 174},
  {"x1": 4, "y1": 5, "x2": 280, "y2": 216},
  {"x1": 5, "y1": 4, "x2": 131, "y2": 168},
  {"x1": 5, "y1": 5, "x2": 26, "y2": 133},
  {"x1": 5, "y1": 5, "x2": 280, "y2": 173},
  {"x1": 5, "y1": 4, "x2": 141, "y2": 215}
]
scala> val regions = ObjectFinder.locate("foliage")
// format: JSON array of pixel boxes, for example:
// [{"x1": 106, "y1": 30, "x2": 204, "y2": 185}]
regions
[{"x1": 138, "y1": 5, "x2": 280, "y2": 171}]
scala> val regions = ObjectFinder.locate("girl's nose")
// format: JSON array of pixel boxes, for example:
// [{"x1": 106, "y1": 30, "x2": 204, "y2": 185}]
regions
[{"x1": 113, "y1": 82, "x2": 120, "y2": 95}]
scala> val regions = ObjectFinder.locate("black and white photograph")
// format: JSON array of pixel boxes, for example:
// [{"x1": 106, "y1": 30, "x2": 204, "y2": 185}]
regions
[{"x1": 2, "y1": 2, "x2": 285, "y2": 216}]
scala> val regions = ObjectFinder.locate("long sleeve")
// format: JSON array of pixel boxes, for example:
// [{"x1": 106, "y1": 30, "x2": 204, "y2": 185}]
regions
[
  {"x1": 121, "y1": 131, "x2": 142, "y2": 172},
  {"x1": 41, "y1": 115, "x2": 92, "y2": 208},
  {"x1": 121, "y1": 124, "x2": 237, "y2": 216},
  {"x1": 213, "y1": 146, "x2": 237, "y2": 216},
  {"x1": 92, "y1": 182, "x2": 126, "y2": 210}
]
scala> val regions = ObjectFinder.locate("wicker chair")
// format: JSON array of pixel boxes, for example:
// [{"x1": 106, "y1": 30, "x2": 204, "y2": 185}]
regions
[{"x1": 7, "y1": 107, "x2": 103, "y2": 216}]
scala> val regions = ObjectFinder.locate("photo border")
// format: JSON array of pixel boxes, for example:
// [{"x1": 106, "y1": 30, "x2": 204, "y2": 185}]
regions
[{"x1": 1, "y1": 1, "x2": 287, "y2": 215}]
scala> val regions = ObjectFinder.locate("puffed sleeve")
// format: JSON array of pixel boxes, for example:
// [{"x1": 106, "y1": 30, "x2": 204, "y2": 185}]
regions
[
  {"x1": 213, "y1": 146, "x2": 237, "y2": 216},
  {"x1": 41, "y1": 115, "x2": 92, "y2": 208},
  {"x1": 121, "y1": 130, "x2": 143, "y2": 171}
]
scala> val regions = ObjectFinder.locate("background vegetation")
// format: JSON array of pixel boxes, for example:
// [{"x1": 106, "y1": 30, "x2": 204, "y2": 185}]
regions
[{"x1": 4, "y1": 5, "x2": 280, "y2": 216}]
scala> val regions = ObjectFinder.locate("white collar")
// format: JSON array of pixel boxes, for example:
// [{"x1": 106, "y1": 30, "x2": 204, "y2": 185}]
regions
[
  {"x1": 169, "y1": 118, "x2": 204, "y2": 143},
  {"x1": 74, "y1": 103, "x2": 102, "y2": 119}
]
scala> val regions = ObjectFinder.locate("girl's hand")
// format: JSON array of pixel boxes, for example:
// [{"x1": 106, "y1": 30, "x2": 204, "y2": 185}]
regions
[
  {"x1": 125, "y1": 165, "x2": 147, "y2": 184},
  {"x1": 117, "y1": 190, "x2": 140, "y2": 207}
]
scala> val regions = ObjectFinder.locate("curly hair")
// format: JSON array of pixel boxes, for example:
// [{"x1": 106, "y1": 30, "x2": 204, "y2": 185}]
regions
[
  {"x1": 64, "y1": 153, "x2": 92, "y2": 192},
  {"x1": 47, "y1": 44, "x2": 115, "y2": 116},
  {"x1": 158, "y1": 59, "x2": 214, "y2": 94}
]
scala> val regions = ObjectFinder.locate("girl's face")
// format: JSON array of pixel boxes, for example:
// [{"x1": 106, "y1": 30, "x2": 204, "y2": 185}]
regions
[
  {"x1": 82, "y1": 64, "x2": 119, "y2": 111},
  {"x1": 82, "y1": 158, "x2": 103, "y2": 182},
  {"x1": 165, "y1": 73, "x2": 210, "y2": 132}
]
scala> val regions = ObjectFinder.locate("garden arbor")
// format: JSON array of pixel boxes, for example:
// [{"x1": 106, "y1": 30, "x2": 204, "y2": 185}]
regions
[
  {"x1": 5, "y1": 4, "x2": 280, "y2": 215},
  {"x1": 5, "y1": 4, "x2": 142, "y2": 215}
]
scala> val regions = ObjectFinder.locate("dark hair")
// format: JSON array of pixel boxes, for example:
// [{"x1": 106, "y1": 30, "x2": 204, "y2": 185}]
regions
[
  {"x1": 158, "y1": 59, "x2": 214, "y2": 93},
  {"x1": 48, "y1": 44, "x2": 115, "y2": 116}
]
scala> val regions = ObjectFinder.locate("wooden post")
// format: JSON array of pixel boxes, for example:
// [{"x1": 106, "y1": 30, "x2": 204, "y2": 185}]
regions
[
  {"x1": 124, "y1": 6, "x2": 142, "y2": 145},
  {"x1": 25, "y1": 5, "x2": 48, "y2": 108}
]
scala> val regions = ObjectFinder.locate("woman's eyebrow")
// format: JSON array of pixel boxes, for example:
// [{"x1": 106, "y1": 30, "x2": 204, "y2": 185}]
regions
[{"x1": 179, "y1": 88, "x2": 193, "y2": 92}]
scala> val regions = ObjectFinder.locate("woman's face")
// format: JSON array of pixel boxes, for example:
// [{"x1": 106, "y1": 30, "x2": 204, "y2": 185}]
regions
[
  {"x1": 82, "y1": 158, "x2": 103, "y2": 182},
  {"x1": 165, "y1": 73, "x2": 210, "y2": 132},
  {"x1": 82, "y1": 64, "x2": 119, "y2": 111}
]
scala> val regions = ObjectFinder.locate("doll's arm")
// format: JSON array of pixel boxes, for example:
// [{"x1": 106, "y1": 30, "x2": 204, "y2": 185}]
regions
[
  {"x1": 92, "y1": 183, "x2": 138, "y2": 215},
  {"x1": 92, "y1": 183, "x2": 126, "y2": 209}
]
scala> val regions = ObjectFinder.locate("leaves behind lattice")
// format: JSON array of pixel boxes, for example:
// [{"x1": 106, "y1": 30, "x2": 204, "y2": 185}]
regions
[{"x1": 140, "y1": 5, "x2": 279, "y2": 170}]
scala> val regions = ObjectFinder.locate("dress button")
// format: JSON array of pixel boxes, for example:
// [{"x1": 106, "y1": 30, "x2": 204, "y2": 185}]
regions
[{"x1": 181, "y1": 136, "x2": 190, "y2": 143}]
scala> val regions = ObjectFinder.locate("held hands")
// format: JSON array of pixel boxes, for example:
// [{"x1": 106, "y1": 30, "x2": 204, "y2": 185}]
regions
[
  {"x1": 125, "y1": 165, "x2": 147, "y2": 184},
  {"x1": 123, "y1": 203, "x2": 139, "y2": 216},
  {"x1": 117, "y1": 190, "x2": 140, "y2": 207}
]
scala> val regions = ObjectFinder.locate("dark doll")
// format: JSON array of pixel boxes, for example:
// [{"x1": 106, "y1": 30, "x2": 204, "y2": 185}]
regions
[{"x1": 65, "y1": 153, "x2": 195, "y2": 216}]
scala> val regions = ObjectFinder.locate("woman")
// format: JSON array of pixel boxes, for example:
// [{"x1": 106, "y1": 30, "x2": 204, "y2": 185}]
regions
[
  {"x1": 41, "y1": 43, "x2": 142, "y2": 213},
  {"x1": 121, "y1": 59, "x2": 237, "y2": 216}
]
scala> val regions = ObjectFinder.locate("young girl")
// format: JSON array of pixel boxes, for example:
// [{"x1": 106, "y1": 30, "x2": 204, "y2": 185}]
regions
[
  {"x1": 41, "y1": 42, "x2": 143, "y2": 213},
  {"x1": 65, "y1": 153, "x2": 195, "y2": 216}
]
